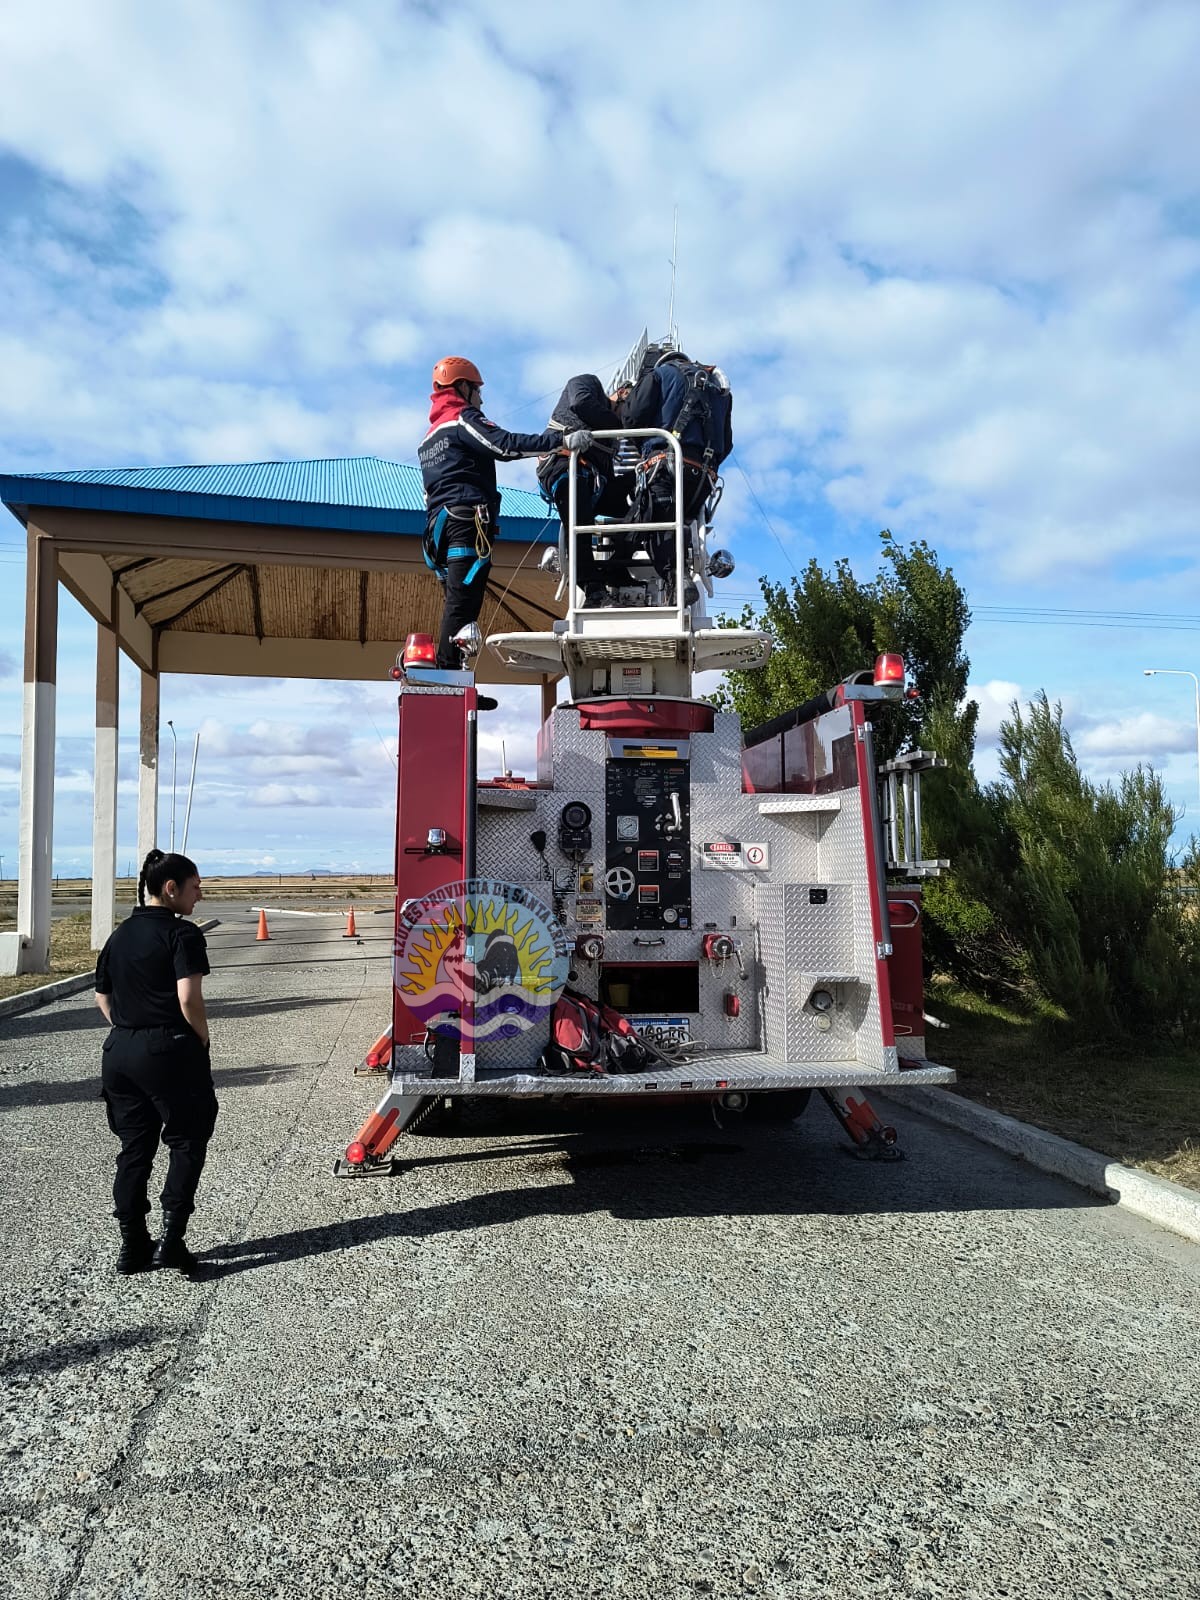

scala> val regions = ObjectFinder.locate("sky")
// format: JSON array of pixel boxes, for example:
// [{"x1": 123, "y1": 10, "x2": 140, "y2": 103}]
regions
[{"x1": 1, "y1": 0, "x2": 1199, "y2": 876}]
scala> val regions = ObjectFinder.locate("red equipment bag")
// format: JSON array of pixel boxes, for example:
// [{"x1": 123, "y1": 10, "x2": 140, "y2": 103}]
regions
[{"x1": 542, "y1": 990, "x2": 657, "y2": 1076}]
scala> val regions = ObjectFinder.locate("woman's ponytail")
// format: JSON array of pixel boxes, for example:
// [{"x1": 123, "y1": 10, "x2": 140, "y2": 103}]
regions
[{"x1": 138, "y1": 848, "x2": 197, "y2": 905}]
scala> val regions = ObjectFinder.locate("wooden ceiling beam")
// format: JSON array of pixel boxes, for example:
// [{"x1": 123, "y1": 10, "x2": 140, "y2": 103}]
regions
[
  {"x1": 156, "y1": 564, "x2": 247, "y2": 629},
  {"x1": 133, "y1": 562, "x2": 238, "y2": 615}
]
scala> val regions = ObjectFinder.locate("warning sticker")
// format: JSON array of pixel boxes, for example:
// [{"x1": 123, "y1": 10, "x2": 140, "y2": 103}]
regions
[
  {"x1": 699, "y1": 841, "x2": 770, "y2": 870},
  {"x1": 700, "y1": 841, "x2": 743, "y2": 869}
]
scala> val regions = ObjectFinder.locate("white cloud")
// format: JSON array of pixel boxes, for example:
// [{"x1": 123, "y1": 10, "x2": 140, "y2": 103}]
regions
[
  {"x1": 3, "y1": 0, "x2": 1200, "y2": 865},
  {"x1": 246, "y1": 783, "x2": 323, "y2": 808},
  {"x1": 965, "y1": 680, "x2": 1022, "y2": 746},
  {"x1": 1073, "y1": 710, "x2": 1195, "y2": 761}
]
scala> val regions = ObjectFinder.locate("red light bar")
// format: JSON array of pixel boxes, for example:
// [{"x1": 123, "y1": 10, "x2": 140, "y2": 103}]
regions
[
  {"x1": 874, "y1": 652, "x2": 905, "y2": 686},
  {"x1": 403, "y1": 633, "x2": 437, "y2": 667}
]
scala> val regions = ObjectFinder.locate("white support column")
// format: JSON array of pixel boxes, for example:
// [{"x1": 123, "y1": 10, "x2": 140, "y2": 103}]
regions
[
  {"x1": 0, "y1": 528, "x2": 58, "y2": 975},
  {"x1": 137, "y1": 669, "x2": 160, "y2": 870},
  {"x1": 91, "y1": 597, "x2": 119, "y2": 948}
]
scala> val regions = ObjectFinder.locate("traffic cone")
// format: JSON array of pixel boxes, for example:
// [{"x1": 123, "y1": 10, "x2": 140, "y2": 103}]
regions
[
  {"x1": 343, "y1": 906, "x2": 358, "y2": 939},
  {"x1": 256, "y1": 909, "x2": 271, "y2": 941}
]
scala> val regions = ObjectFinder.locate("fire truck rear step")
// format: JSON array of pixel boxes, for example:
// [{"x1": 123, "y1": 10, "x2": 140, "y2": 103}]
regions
[{"x1": 383, "y1": 1056, "x2": 954, "y2": 1096}]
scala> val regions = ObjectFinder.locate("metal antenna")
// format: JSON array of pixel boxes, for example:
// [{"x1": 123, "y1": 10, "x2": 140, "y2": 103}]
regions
[{"x1": 666, "y1": 206, "x2": 679, "y2": 348}]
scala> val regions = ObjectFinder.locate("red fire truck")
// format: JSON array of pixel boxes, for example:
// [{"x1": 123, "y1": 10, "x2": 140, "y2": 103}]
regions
[{"x1": 337, "y1": 427, "x2": 952, "y2": 1175}]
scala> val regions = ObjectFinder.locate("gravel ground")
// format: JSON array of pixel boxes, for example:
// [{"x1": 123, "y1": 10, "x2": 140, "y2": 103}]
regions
[{"x1": 1, "y1": 909, "x2": 1198, "y2": 1599}]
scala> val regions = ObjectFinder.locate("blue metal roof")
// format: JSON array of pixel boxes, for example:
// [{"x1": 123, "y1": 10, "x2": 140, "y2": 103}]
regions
[{"x1": 0, "y1": 456, "x2": 555, "y2": 541}]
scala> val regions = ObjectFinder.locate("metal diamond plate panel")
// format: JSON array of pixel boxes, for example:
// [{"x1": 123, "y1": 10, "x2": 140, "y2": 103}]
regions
[
  {"x1": 543, "y1": 708, "x2": 608, "y2": 796},
  {"x1": 477, "y1": 1017, "x2": 551, "y2": 1073},
  {"x1": 816, "y1": 784, "x2": 891, "y2": 1071},
  {"x1": 388, "y1": 1056, "x2": 957, "y2": 1096},
  {"x1": 897, "y1": 1034, "x2": 927, "y2": 1060},
  {"x1": 476, "y1": 812, "x2": 554, "y2": 884},
  {"x1": 757, "y1": 885, "x2": 857, "y2": 1062}
]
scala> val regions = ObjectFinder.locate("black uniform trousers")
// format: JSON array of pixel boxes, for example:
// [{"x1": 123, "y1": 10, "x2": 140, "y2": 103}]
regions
[
  {"x1": 101, "y1": 1027, "x2": 219, "y2": 1222},
  {"x1": 633, "y1": 460, "x2": 712, "y2": 579},
  {"x1": 436, "y1": 552, "x2": 491, "y2": 669},
  {"x1": 551, "y1": 468, "x2": 632, "y2": 591}
]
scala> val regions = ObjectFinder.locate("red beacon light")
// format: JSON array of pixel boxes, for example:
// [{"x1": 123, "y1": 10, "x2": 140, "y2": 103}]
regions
[
  {"x1": 403, "y1": 633, "x2": 438, "y2": 668},
  {"x1": 344, "y1": 1140, "x2": 367, "y2": 1166},
  {"x1": 874, "y1": 652, "x2": 905, "y2": 687}
]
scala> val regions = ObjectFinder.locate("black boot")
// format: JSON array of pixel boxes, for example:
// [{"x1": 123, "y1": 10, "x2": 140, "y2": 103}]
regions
[
  {"x1": 116, "y1": 1220, "x2": 154, "y2": 1276},
  {"x1": 152, "y1": 1211, "x2": 197, "y2": 1275}
]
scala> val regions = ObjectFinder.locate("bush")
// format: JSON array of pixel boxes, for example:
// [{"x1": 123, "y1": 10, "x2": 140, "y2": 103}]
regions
[{"x1": 998, "y1": 692, "x2": 1200, "y2": 1038}]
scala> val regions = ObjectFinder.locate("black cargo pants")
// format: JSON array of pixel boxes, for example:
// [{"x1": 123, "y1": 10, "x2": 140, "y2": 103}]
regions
[
  {"x1": 551, "y1": 467, "x2": 632, "y2": 591},
  {"x1": 101, "y1": 1027, "x2": 219, "y2": 1223}
]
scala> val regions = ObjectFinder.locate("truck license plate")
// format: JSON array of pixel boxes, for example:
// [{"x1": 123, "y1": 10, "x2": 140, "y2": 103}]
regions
[{"x1": 632, "y1": 1016, "x2": 691, "y2": 1046}]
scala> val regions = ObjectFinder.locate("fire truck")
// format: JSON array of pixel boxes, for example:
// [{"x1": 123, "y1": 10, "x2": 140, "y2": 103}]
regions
[{"x1": 336, "y1": 425, "x2": 953, "y2": 1176}]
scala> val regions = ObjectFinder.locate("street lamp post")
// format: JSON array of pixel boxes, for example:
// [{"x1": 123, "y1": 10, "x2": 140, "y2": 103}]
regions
[
  {"x1": 1143, "y1": 668, "x2": 1200, "y2": 808},
  {"x1": 166, "y1": 719, "x2": 178, "y2": 852}
]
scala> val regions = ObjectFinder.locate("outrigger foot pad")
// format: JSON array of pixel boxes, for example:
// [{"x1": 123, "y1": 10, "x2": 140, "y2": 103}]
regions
[{"x1": 818, "y1": 1088, "x2": 904, "y2": 1161}]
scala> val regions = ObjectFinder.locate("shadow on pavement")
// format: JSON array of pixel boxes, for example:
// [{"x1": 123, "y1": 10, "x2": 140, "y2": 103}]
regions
[
  {"x1": 0, "y1": 1323, "x2": 167, "y2": 1380},
  {"x1": 0, "y1": 994, "x2": 351, "y2": 1045},
  {"x1": 0, "y1": 1061, "x2": 308, "y2": 1111},
  {"x1": 199, "y1": 1116, "x2": 1106, "y2": 1280}
]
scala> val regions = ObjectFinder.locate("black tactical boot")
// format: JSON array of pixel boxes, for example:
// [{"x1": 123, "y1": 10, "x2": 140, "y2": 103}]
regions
[
  {"x1": 115, "y1": 1220, "x2": 154, "y2": 1276},
  {"x1": 152, "y1": 1211, "x2": 197, "y2": 1275}
]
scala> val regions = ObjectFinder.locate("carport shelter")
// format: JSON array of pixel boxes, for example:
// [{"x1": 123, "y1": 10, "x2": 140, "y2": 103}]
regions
[{"x1": 0, "y1": 457, "x2": 561, "y2": 974}]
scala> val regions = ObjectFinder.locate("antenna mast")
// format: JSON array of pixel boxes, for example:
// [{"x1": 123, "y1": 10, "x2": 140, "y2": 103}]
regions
[{"x1": 666, "y1": 206, "x2": 679, "y2": 349}]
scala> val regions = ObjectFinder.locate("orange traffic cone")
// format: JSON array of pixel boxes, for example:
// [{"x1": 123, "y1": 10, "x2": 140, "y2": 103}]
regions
[
  {"x1": 256, "y1": 909, "x2": 271, "y2": 941},
  {"x1": 343, "y1": 905, "x2": 358, "y2": 939}
]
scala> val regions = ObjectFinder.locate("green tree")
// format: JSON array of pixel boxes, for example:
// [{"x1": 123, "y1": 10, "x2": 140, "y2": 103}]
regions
[
  {"x1": 713, "y1": 531, "x2": 1017, "y2": 989},
  {"x1": 713, "y1": 532, "x2": 973, "y2": 764},
  {"x1": 997, "y1": 692, "x2": 1200, "y2": 1036}
]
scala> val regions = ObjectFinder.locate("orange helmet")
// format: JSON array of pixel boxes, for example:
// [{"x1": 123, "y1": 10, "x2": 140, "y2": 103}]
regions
[{"x1": 432, "y1": 356, "x2": 483, "y2": 390}]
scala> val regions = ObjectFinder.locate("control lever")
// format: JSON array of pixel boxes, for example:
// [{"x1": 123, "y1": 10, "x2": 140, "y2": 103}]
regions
[
  {"x1": 633, "y1": 935, "x2": 666, "y2": 946},
  {"x1": 668, "y1": 791, "x2": 683, "y2": 833}
]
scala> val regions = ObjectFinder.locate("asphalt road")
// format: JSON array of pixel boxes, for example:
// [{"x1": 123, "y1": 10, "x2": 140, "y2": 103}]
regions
[{"x1": 1, "y1": 910, "x2": 1198, "y2": 1599}]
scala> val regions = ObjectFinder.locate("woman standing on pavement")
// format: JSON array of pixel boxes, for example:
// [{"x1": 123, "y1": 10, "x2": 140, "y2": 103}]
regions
[{"x1": 94, "y1": 848, "x2": 217, "y2": 1277}]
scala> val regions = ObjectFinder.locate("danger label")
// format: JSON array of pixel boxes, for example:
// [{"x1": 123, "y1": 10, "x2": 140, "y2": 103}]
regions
[{"x1": 700, "y1": 841, "x2": 770, "y2": 870}]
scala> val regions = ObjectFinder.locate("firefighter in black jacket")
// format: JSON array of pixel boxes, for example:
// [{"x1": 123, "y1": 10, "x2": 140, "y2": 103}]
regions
[
  {"x1": 95, "y1": 848, "x2": 217, "y2": 1277},
  {"x1": 536, "y1": 373, "x2": 632, "y2": 606},
  {"x1": 625, "y1": 349, "x2": 734, "y2": 595},
  {"x1": 418, "y1": 357, "x2": 591, "y2": 667}
]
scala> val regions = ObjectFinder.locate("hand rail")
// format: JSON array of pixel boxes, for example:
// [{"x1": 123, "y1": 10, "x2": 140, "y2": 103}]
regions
[{"x1": 565, "y1": 427, "x2": 687, "y2": 633}]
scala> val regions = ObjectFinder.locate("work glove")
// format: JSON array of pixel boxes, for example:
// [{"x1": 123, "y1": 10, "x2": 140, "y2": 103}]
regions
[{"x1": 564, "y1": 430, "x2": 594, "y2": 452}]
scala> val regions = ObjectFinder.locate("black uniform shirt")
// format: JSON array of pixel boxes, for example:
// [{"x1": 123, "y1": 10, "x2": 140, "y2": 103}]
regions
[
  {"x1": 419, "y1": 404, "x2": 563, "y2": 517},
  {"x1": 95, "y1": 908, "x2": 210, "y2": 1030}
]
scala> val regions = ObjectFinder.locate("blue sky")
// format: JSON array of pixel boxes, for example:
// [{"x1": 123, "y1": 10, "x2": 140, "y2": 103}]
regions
[{"x1": 1, "y1": 0, "x2": 1199, "y2": 875}]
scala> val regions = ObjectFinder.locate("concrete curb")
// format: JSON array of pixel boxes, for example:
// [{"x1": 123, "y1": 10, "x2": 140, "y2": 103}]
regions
[
  {"x1": 881, "y1": 1084, "x2": 1200, "y2": 1245},
  {"x1": 0, "y1": 917, "x2": 221, "y2": 1022},
  {"x1": 0, "y1": 971, "x2": 96, "y2": 1020}
]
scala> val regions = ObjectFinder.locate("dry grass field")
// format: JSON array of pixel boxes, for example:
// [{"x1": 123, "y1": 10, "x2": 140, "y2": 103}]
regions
[{"x1": 0, "y1": 876, "x2": 395, "y2": 1002}]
